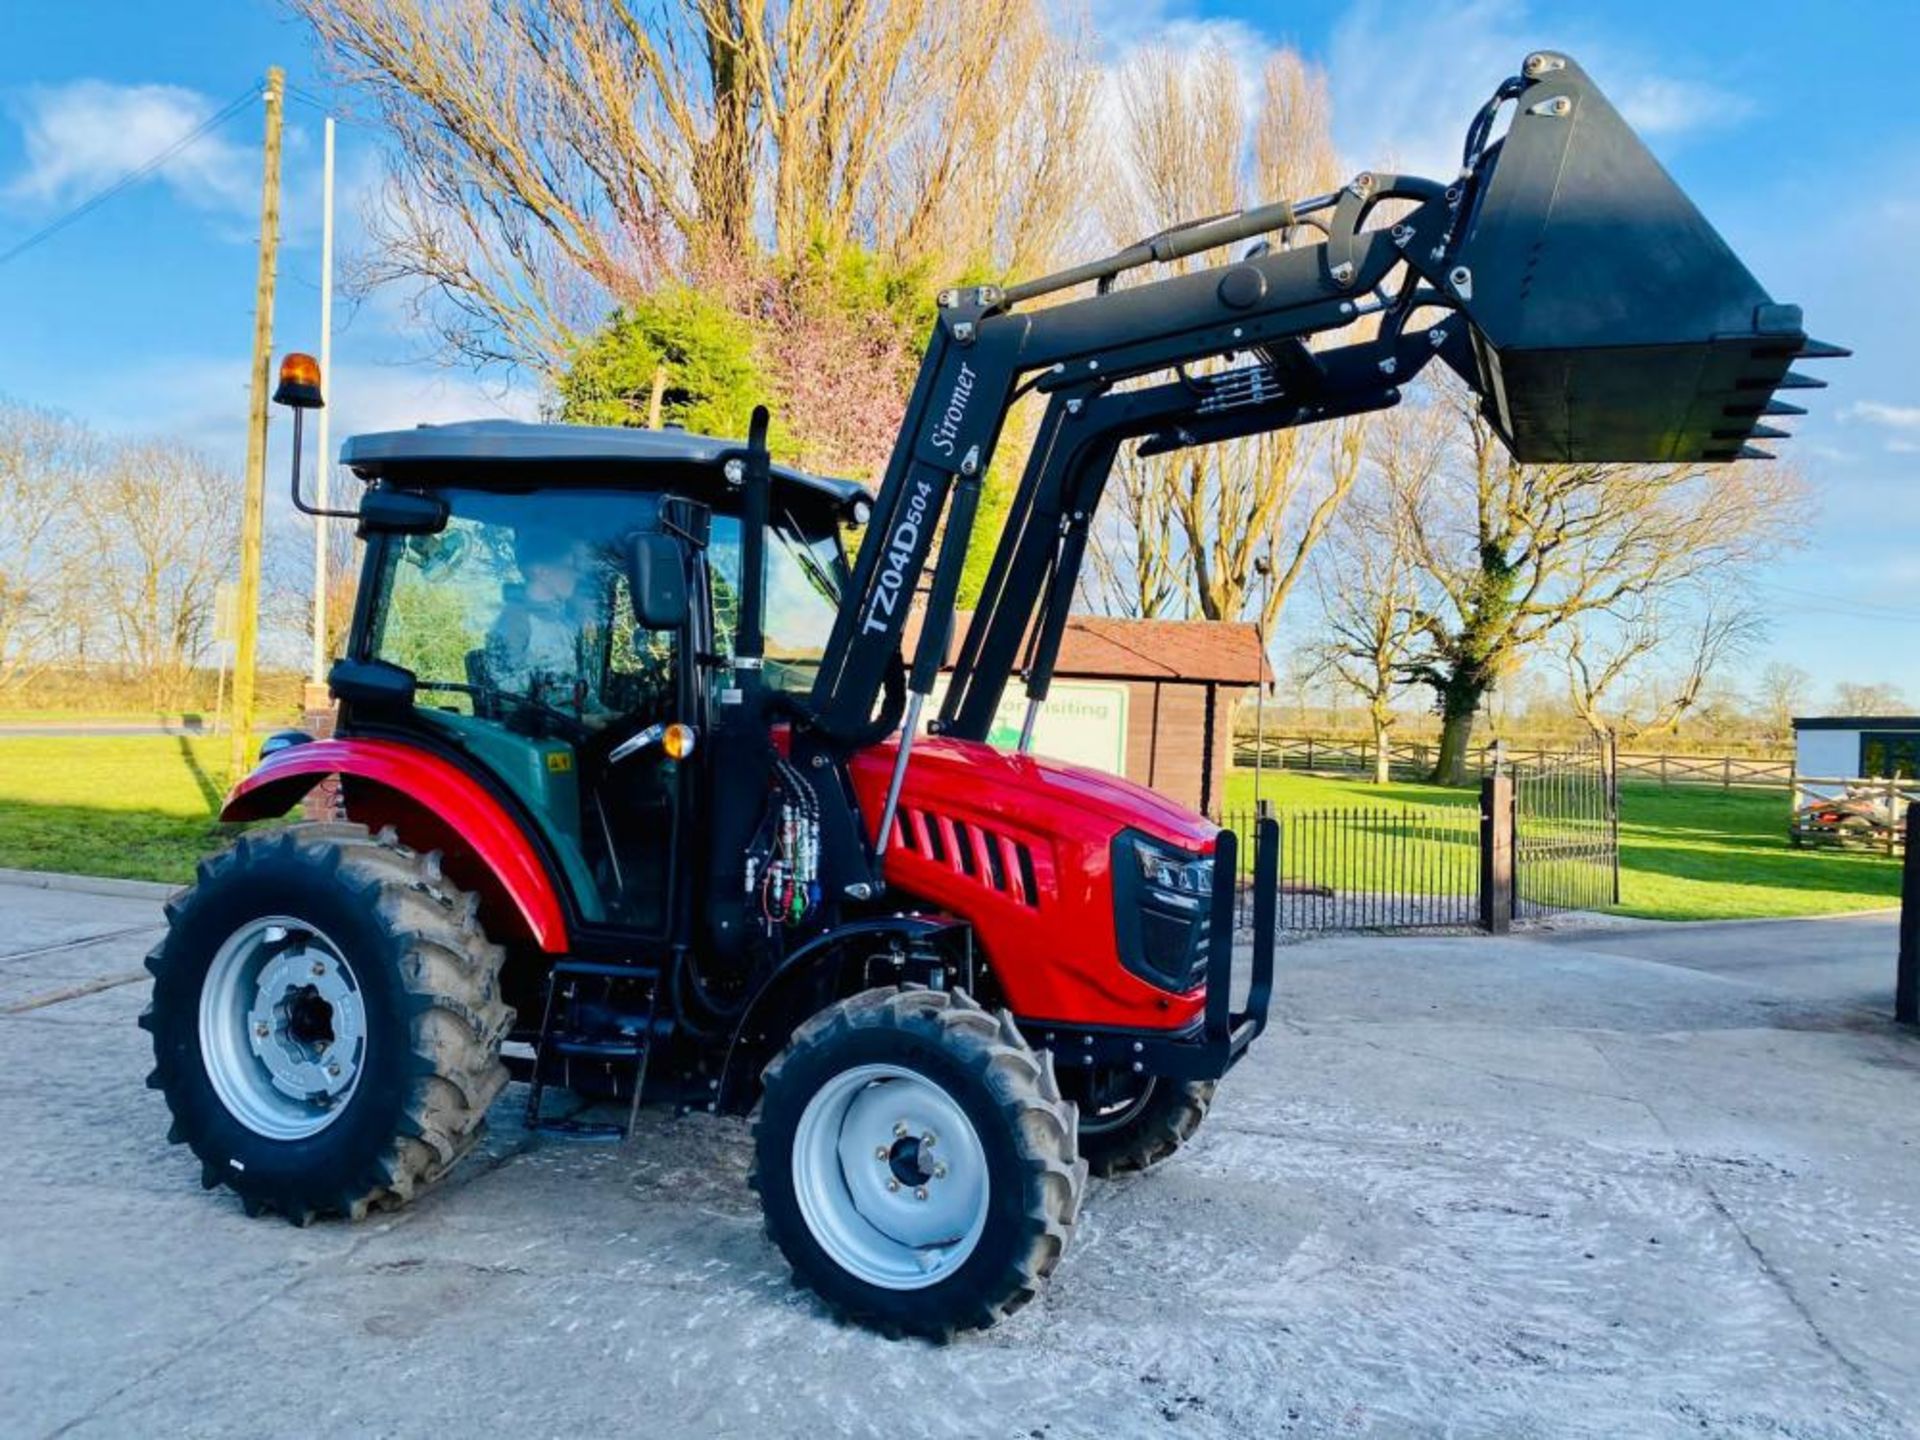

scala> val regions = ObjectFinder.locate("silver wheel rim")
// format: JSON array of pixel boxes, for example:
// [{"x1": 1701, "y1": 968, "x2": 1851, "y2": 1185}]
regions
[
  {"x1": 791, "y1": 1063, "x2": 990, "y2": 1291},
  {"x1": 198, "y1": 916, "x2": 366, "y2": 1141}
]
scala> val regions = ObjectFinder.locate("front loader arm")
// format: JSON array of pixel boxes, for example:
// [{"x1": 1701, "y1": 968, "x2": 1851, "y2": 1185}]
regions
[
  {"x1": 809, "y1": 175, "x2": 1454, "y2": 741},
  {"x1": 804, "y1": 49, "x2": 1840, "y2": 856}
]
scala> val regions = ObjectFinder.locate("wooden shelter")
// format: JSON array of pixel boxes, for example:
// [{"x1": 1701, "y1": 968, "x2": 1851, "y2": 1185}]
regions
[{"x1": 919, "y1": 614, "x2": 1270, "y2": 816}]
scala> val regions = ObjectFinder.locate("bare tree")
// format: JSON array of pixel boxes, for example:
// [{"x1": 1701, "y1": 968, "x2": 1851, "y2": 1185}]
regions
[
  {"x1": 296, "y1": 0, "x2": 1094, "y2": 375},
  {"x1": 1831, "y1": 680, "x2": 1910, "y2": 716},
  {"x1": 1401, "y1": 388, "x2": 1810, "y2": 784},
  {"x1": 78, "y1": 443, "x2": 239, "y2": 711},
  {"x1": 1085, "y1": 44, "x2": 1359, "y2": 630},
  {"x1": 1562, "y1": 585, "x2": 1768, "y2": 744},
  {"x1": 1081, "y1": 445, "x2": 1183, "y2": 618},
  {"x1": 1293, "y1": 398, "x2": 1450, "y2": 780},
  {"x1": 1753, "y1": 660, "x2": 1813, "y2": 740},
  {"x1": 1313, "y1": 488, "x2": 1422, "y2": 783},
  {"x1": 0, "y1": 401, "x2": 93, "y2": 691}
]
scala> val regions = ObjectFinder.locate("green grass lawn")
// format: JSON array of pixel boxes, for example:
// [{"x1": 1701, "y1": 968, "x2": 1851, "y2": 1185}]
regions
[
  {"x1": 0, "y1": 736, "x2": 243, "y2": 884},
  {"x1": 1219, "y1": 768, "x2": 1901, "y2": 921},
  {"x1": 0, "y1": 737, "x2": 1903, "y2": 920}
]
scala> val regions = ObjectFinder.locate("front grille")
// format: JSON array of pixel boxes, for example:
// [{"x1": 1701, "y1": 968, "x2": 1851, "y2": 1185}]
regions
[{"x1": 1137, "y1": 896, "x2": 1208, "y2": 991}]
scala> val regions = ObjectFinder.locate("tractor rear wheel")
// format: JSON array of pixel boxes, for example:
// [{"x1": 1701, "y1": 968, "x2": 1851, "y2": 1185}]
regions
[
  {"x1": 751, "y1": 988, "x2": 1086, "y2": 1340},
  {"x1": 1065, "y1": 1069, "x2": 1215, "y2": 1178},
  {"x1": 141, "y1": 823, "x2": 512, "y2": 1223}
]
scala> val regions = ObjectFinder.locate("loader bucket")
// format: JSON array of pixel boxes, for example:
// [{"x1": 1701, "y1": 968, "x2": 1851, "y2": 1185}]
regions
[{"x1": 1453, "y1": 53, "x2": 1842, "y2": 464}]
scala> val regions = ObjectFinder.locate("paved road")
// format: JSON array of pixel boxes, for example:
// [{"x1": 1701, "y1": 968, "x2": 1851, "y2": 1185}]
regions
[{"x1": 4, "y1": 884, "x2": 1917, "y2": 1438}]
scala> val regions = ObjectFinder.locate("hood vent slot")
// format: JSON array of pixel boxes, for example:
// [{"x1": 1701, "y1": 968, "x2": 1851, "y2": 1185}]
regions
[{"x1": 892, "y1": 806, "x2": 1040, "y2": 908}]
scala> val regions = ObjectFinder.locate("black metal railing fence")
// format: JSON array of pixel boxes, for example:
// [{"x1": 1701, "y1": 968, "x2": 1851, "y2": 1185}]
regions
[
  {"x1": 1215, "y1": 737, "x2": 1618, "y2": 933},
  {"x1": 1216, "y1": 800, "x2": 1480, "y2": 932}
]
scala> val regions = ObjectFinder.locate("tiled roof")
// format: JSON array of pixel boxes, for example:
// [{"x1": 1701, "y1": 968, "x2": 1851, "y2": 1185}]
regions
[{"x1": 908, "y1": 611, "x2": 1271, "y2": 685}]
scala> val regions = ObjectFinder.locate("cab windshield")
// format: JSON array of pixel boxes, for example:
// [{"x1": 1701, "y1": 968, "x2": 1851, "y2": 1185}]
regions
[{"x1": 364, "y1": 485, "x2": 852, "y2": 718}]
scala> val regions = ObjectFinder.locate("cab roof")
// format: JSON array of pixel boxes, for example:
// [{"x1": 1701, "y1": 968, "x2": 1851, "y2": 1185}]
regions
[{"x1": 339, "y1": 419, "x2": 870, "y2": 509}]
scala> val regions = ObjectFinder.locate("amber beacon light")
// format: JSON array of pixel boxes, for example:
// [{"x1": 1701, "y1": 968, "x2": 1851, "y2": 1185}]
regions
[{"x1": 272, "y1": 351, "x2": 325, "y2": 410}]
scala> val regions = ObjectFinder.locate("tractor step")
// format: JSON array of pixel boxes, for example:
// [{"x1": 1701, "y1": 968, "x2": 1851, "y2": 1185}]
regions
[{"x1": 524, "y1": 960, "x2": 663, "y2": 1142}]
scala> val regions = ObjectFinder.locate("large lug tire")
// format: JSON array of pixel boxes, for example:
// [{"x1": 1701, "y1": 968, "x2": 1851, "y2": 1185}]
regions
[
  {"x1": 140, "y1": 823, "x2": 512, "y2": 1224},
  {"x1": 751, "y1": 987, "x2": 1087, "y2": 1340},
  {"x1": 1065, "y1": 1069, "x2": 1216, "y2": 1178}
]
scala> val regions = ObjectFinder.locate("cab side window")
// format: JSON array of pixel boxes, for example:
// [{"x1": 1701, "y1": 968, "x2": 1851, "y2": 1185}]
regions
[{"x1": 707, "y1": 512, "x2": 846, "y2": 697}]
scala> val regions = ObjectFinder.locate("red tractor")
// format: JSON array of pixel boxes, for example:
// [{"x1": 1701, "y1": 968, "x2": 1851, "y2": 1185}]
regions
[{"x1": 142, "y1": 54, "x2": 1836, "y2": 1338}]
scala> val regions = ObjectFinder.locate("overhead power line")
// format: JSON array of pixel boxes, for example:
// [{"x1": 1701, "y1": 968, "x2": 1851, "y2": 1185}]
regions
[{"x1": 0, "y1": 80, "x2": 262, "y2": 270}]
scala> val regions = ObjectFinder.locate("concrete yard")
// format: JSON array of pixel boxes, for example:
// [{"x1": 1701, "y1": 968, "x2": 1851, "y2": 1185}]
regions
[{"x1": 3, "y1": 871, "x2": 1917, "y2": 1438}]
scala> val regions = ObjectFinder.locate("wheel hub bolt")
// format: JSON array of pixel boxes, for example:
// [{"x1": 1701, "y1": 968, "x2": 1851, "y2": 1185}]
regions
[
  {"x1": 255, "y1": 1022, "x2": 270, "y2": 1038},
  {"x1": 327, "y1": 1063, "x2": 341, "y2": 1078},
  {"x1": 875, "y1": 1145, "x2": 889, "y2": 1160},
  {"x1": 893, "y1": 1121, "x2": 908, "y2": 1137},
  {"x1": 914, "y1": 1187, "x2": 929, "y2": 1201},
  {"x1": 311, "y1": 960, "x2": 326, "y2": 977},
  {"x1": 886, "y1": 1179, "x2": 900, "y2": 1193},
  {"x1": 921, "y1": 1133, "x2": 936, "y2": 1148},
  {"x1": 933, "y1": 1163, "x2": 948, "y2": 1179}
]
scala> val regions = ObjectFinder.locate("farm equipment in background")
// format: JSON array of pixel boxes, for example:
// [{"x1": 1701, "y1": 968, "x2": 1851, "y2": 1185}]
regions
[
  {"x1": 1791, "y1": 780, "x2": 1912, "y2": 851},
  {"x1": 141, "y1": 52, "x2": 1839, "y2": 1338}
]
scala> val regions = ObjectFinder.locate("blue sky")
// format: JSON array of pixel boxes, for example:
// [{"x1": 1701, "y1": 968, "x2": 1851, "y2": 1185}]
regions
[{"x1": 0, "y1": 0, "x2": 1915, "y2": 701}]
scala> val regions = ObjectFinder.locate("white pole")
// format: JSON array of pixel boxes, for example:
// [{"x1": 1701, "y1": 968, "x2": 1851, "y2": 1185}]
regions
[{"x1": 309, "y1": 114, "x2": 335, "y2": 688}]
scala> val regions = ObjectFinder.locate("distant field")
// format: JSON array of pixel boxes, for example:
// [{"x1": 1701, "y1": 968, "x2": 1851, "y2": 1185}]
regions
[{"x1": 0, "y1": 736, "x2": 1903, "y2": 920}]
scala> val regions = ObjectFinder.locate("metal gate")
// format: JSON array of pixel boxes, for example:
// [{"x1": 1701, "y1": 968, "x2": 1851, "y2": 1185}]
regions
[{"x1": 1511, "y1": 735, "x2": 1619, "y2": 918}]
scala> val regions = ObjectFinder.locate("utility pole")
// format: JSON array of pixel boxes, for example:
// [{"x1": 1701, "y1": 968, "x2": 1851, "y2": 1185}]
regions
[
  {"x1": 229, "y1": 67, "x2": 283, "y2": 784},
  {"x1": 1252, "y1": 553, "x2": 1272, "y2": 817},
  {"x1": 308, "y1": 113, "x2": 335, "y2": 699}
]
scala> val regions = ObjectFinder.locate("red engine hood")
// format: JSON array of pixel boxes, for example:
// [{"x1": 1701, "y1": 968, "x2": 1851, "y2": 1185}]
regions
[
  {"x1": 846, "y1": 736, "x2": 1217, "y2": 1029},
  {"x1": 849, "y1": 737, "x2": 1215, "y2": 852}
]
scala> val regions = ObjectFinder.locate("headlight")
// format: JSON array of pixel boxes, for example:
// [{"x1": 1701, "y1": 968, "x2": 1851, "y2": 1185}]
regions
[
  {"x1": 1133, "y1": 840, "x2": 1213, "y2": 899},
  {"x1": 1112, "y1": 832, "x2": 1216, "y2": 993}
]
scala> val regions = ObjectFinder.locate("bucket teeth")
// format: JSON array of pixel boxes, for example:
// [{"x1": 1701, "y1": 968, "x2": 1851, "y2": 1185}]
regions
[
  {"x1": 1775, "y1": 371, "x2": 1827, "y2": 390},
  {"x1": 1734, "y1": 445, "x2": 1775, "y2": 461},
  {"x1": 1713, "y1": 423, "x2": 1790, "y2": 442},
  {"x1": 1795, "y1": 337, "x2": 1850, "y2": 359},
  {"x1": 1763, "y1": 399, "x2": 1808, "y2": 417}
]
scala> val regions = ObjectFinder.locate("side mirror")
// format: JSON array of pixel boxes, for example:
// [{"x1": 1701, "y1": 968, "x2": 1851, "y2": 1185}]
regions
[
  {"x1": 328, "y1": 657, "x2": 417, "y2": 713},
  {"x1": 629, "y1": 532, "x2": 689, "y2": 630},
  {"x1": 358, "y1": 488, "x2": 449, "y2": 535}
]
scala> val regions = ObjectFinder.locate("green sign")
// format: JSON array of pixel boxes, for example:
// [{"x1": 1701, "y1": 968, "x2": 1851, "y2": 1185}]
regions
[{"x1": 927, "y1": 679, "x2": 1130, "y2": 777}]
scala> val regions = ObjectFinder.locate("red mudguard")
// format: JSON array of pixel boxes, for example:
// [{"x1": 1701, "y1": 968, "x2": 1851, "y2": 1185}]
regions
[{"x1": 222, "y1": 738, "x2": 569, "y2": 952}]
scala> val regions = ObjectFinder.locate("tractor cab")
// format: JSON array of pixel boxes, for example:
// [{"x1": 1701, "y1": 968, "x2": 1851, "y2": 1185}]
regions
[{"x1": 325, "y1": 422, "x2": 870, "y2": 939}]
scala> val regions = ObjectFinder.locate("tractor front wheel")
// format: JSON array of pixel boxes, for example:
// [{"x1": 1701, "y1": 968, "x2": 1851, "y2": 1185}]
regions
[
  {"x1": 751, "y1": 988, "x2": 1085, "y2": 1340},
  {"x1": 1064, "y1": 1069, "x2": 1215, "y2": 1178},
  {"x1": 141, "y1": 823, "x2": 511, "y2": 1223}
]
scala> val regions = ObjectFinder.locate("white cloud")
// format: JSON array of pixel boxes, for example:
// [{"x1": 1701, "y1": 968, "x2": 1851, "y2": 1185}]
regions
[
  {"x1": 1843, "y1": 401, "x2": 1920, "y2": 431},
  {"x1": 5, "y1": 80, "x2": 260, "y2": 217},
  {"x1": 1610, "y1": 74, "x2": 1754, "y2": 139},
  {"x1": 323, "y1": 363, "x2": 543, "y2": 446},
  {"x1": 1326, "y1": 0, "x2": 1758, "y2": 181}
]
